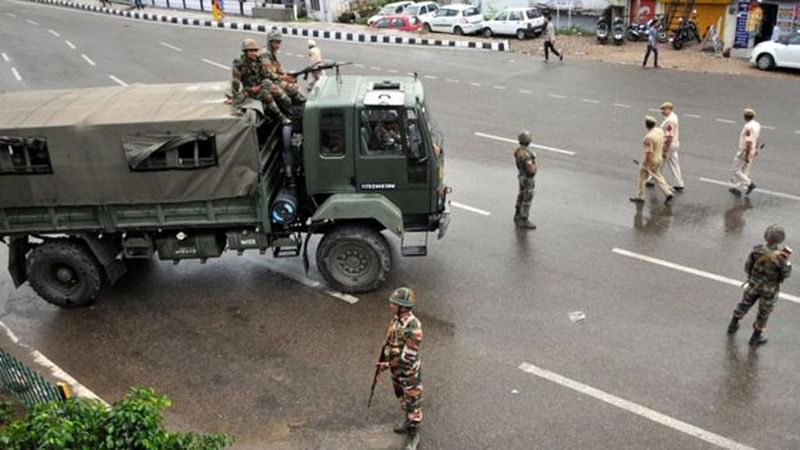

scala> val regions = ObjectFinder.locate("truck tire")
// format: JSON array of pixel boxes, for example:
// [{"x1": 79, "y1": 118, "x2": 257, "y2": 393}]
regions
[
  {"x1": 316, "y1": 224, "x2": 391, "y2": 294},
  {"x1": 26, "y1": 239, "x2": 103, "y2": 308}
]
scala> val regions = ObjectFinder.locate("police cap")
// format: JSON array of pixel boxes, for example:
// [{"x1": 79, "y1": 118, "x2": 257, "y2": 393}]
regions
[
  {"x1": 743, "y1": 108, "x2": 756, "y2": 119},
  {"x1": 660, "y1": 101, "x2": 673, "y2": 110}
]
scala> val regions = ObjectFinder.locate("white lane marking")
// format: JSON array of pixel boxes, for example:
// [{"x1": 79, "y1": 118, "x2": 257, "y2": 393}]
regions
[
  {"x1": 685, "y1": 113, "x2": 702, "y2": 119},
  {"x1": 26, "y1": 19, "x2": 39, "y2": 26},
  {"x1": 475, "y1": 132, "x2": 576, "y2": 156},
  {"x1": 48, "y1": 29, "x2": 60, "y2": 37},
  {"x1": 470, "y1": 82, "x2": 481, "y2": 87},
  {"x1": 492, "y1": 85, "x2": 507, "y2": 90},
  {"x1": 795, "y1": 130, "x2": 800, "y2": 135},
  {"x1": 159, "y1": 41, "x2": 182, "y2": 52},
  {"x1": 450, "y1": 201, "x2": 491, "y2": 216},
  {"x1": 369, "y1": 66, "x2": 381, "y2": 70},
  {"x1": 81, "y1": 54, "x2": 96, "y2": 66},
  {"x1": 762, "y1": 125, "x2": 775, "y2": 130},
  {"x1": 387, "y1": 69, "x2": 399, "y2": 73},
  {"x1": 518, "y1": 361, "x2": 755, "y2": 450},
  {"x1": 0, "y1": 321, "x2": 108, "y2": 406},
  {"x1": 11, "y1": 67, "x2": 22, "y2": 81},
  {"x1": 445, "y1": 78, "x2": 460, "y2": 83},
  {"x1": 648, "y1": 108, "x2": 660, "y2": 113},
  {"x1": 5, "y1": 12, "x2": 17, "y2": 17},
  {"x1": 241, "y1": 255, "x2": 358, "y2": 304},
  {"x1": 612, "y1": 103, "x2": 631, "y2": 108},
  {"x1": 424, "y1": 75, "x2": 438, "y2": 80},
  {"x1": 699, "y1": 177, "x2": 800, "y2": 202},
  {"x1": 285, "y1": 52, "x2": 294, "y2": 56},
  {"x1": 612, "y1": 248, "x2": 800, "y2": 304},
  {"x1": 108, "y1": 74, "x2": 128, "y2": 86},
  {"x1": 548, "y1": 94, "x2": 567, "y2": 99},
  {"x1": 354, "y1": 63, "x2": 365, "y2": 68},
  {"x1": 294, "y1": 54, "x2": 304, "y2": 58},
  {"x1": 65, "y1": 40, "x2": 76, "y2": 49},
  {"x1": 201, "y1": 58, "x2": 229, "y2": 71},
  {"x1": 1, "y1": 53, "x2": 9, "y2": 62},
  {"x1": 715, "y1": 118, "x2": 735, "y2": 124},
  {"x1": 580, "y1": 98, "x2": 600, "y2": 104},
  {"x1": 520, "y1": 89, "x2": 533, "y2": 94}
]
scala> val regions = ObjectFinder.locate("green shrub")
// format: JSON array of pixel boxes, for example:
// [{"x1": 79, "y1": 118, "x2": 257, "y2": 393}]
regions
[{"x1": 0, "y1": 387, "x2": 233, "y2": 450}]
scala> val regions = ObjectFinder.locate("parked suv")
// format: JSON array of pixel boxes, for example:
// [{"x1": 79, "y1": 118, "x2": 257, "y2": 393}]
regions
[
  {"x1": 422, "y1": 4, "x2": 483, "y2": 35},
  {"x1": 482, "y1": 7, "x2": 545, "y2": 39},
  {"x1": 367, "y1": 1, "x2": 413, "y2": 26}
]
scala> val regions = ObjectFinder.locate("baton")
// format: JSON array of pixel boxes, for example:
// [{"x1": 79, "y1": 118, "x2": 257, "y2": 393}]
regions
[{"x1": 632, "y1": 159, "x2": 658, "y2": 178}]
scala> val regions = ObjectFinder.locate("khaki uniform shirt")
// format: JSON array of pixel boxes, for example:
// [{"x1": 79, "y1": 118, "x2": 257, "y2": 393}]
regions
[
  {"x1": 739, "y1": 120, "x2": 761, "y2": 154},
  {"x1": 644, "y1": 127, "x2": 666, "y2": 163},
  {"x1": 661, "y1": 112, "x2": 679, "y2": 147}
]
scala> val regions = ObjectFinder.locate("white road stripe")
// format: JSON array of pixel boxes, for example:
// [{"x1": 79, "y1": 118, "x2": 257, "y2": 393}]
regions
[
  {"x1": 26, "y1": 19, "x2": 39, "y2": 26},
  {"x1": 81, "y1": 54, "x2": 96, "y2": 66},
  {"x1": 445, "y1": 78, "x2": 460, "y2": 83},
  {"x1": 201, "y1": 58, "x2": 229, "y2": 71},
  {"x1": 370, "y1": 66, "x2": 381, "y2": 70},
  {"x1": 715, "y1": 118, "x2": 736, "y2": 124},
  {"x1": 1, "y1": 53, "x2": 9, "y2": 62},
  {"x1": 386, "y1": 69, "x2": 399, "y2": 73},
  {"x1": 548, "y1": 94, "x2": 567, "y2": 99},
  {"x1": 685, "y1": 113, "x2": 702, "y2": 119},
  {"x1": 493, "y1": 85, "x2": 507, "y2": 90},
  {"x1": 580, "y1": 98, "x2": 600, "y2": 104},
  {"x1": 470, "y1": 82, "x2": 481, "y2": 87},
  {"x1": 285, "y1": 52, "x2": 294, "y2": 56},
  {"x1": 241, "y1": 255, "x2": 358, "y2": 304},
  {"x1": 65, "y1": 40, "x2": 76, "y2": 49},
  {"x1": 612, "y1": 248, "x2": 800, "y2": 304},
  {"x1": 762, "y1": 125, "x2": 775, "y2": 130},
  {"x1": 5, "y1": 12, "x2": 17, "y2": 17},
  {"x1": 48, "y1": 29, "x2": 60, "y2": 37},
  {"x1": 795, "y1": 130, "x2": 800, "y2": 135},
  {"x1": 108, "y1": 74, "x2": 128, "y2": 86},
  {"x1": 612, "y1": 103, "x2": 631, "y2": 108},
  {"x1": 159, "y1": 41, "x2": 182, "y2": 52},
  {"x1": 294, "y1": 54, "x2": 304, "y2": 58},
  {"x1": 354, "y1": 63, "x2": 365, "y2": 68},
  {"x1": 519, "y1": 89, "x2": 533, "y2": 94},
  {"x1": 450, "y1": 201, "x2": 491, "y2": 216},
  {"x1": 699, "y1": 177, "x2": 800, "y2": 202},
  {"x1": 648, "y1": 108, "x2": 660, "y2": 113},
  {"x1": 11, "y1": 67, "x2": 22, "y2": 81},
  {"x1": 424, "y1": 75, "x2": 438, "y2": 80},
  {"x1": 0, "y1": 321, "x2": 108, "y2": 406},
  {"x1": 518, "y1": 361, "x2": 755, "y2": 450},
  {"x1": 475, "y1": 132, "x2": 576, "y2": 156}
]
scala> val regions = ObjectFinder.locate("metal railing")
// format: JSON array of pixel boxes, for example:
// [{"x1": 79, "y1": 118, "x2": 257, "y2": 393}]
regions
[{"x1": 0, "y1": 348, "x2": 66, "y2": 407}]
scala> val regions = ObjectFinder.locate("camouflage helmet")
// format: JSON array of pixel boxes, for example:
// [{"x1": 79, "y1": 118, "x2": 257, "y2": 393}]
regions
[
  {"x1": 764, "y1": 224, "x2": 786, "y2": 244},
  {"x1": 389, "y1": 287, "x2": 416, "y2": 308},
  {"x1": 518, "y1": 131, "x2": 532, "y2": 146},
  {"x1": 267, "y1": 29, "x2": 283, "y2": 42},
  {"x1": 241, "y1": 38, "x2": 259, "y2": 51}
]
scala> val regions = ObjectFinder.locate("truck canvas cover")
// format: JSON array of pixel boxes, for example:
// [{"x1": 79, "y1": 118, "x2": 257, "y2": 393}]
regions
[{"x1": 0, "y1": 82, "x2": 259, "y2": 208}]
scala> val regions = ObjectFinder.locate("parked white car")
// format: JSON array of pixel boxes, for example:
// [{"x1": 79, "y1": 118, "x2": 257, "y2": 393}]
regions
[
  {"x1": 367, "y1": 1, "x2": 414, "y2": 26},
  {"x1": 750, "y1": 32, "x2": 800, "y2": 71},
  {"x1": 482, "y1": 7, "x2": 545, "y2": 40},
  {"x1": 403, "y1": 1, "x2": 439, "y2": 23},
  {"x1": 422, "y1": 4, "x2": 483, "y2": 35}
]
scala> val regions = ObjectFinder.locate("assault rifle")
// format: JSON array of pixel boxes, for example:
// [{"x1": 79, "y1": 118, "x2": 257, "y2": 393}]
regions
[
  {"x1": 289, "y1": 61, "x2": 353, "y2": 81},
  {"x1": 367, "y1": 343, "x2": 389, "y2": 408}
]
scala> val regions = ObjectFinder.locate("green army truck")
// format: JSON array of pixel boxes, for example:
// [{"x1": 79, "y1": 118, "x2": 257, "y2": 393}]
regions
[{"x1": 0, "y1": 75, "x2": 450, "y2": 308}]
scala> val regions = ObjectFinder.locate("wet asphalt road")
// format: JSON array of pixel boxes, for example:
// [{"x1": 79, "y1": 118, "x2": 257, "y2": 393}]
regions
[{"x1": 1, "y1": 1, "x2": 800, "y2": 449}]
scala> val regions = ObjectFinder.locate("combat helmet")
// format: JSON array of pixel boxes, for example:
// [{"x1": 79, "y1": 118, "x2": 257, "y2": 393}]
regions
[
  {"x1": 518, "y1": 131, "x2": 532, "y2": 146},
  {"x1": 764, "y1": 224, "x2": 785, "y2": 244},
  {"x1": 267, "y1": 29, "x2": 283, "y2": 42},
  {"x1": 389, "y1": 287, "x2": 416, "y2": 308},
  {"x1": 241, "y1": 38, "x2": 259, "y2": 51}
]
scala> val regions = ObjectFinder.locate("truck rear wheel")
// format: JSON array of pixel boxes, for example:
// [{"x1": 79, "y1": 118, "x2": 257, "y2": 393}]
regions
[
  {"x1": 26, "y1": 239, "x2": 103, "y2": 308},
  {"x1": 316, "y1": 224, "x2": 391, "y2": 294}
]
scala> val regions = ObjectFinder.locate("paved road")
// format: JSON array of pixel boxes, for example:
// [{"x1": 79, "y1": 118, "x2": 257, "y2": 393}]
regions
[{"x1": 1, "y1": 1, "x2": 800, "y2": 449}]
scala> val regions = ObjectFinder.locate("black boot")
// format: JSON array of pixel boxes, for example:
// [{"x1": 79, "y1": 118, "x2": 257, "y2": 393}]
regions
[
  {"x1": 393, "y1": 419, "x2": 410, "y2": 434},
  {"x1": 727, "y1": 317, "x2": 739, "y2": 334},
  {"x1": 749, "y1": 329, "x2": 768, "y2": 346}
]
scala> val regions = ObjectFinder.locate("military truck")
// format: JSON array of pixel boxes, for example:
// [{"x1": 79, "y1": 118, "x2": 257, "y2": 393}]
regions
[{"x1": 0, "y1": 75, "x2": 450, "y2": 307}]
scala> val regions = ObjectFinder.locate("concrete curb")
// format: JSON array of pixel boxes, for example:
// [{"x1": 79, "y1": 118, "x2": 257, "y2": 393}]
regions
[{"x1": 30, "y1": 0, "x2": 510, "y2": 52}]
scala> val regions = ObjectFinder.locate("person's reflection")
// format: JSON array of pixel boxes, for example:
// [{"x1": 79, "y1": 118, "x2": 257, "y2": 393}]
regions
[
  {"x1": 724, "y1": 197, "x2": 753, "y2": 235},
  {"x1": 717, "y1": 337, "x2": 761, "y2": 414},
  {"x1": 633, "y1": 202, "x2": 673, "y2": 236}
]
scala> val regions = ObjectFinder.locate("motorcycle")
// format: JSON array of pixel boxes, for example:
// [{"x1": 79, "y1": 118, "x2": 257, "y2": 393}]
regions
[
  {"x1": 626, "y1": 20, "x2": 648, "y2": 42},
  {"x1": 653, "y1": 14, "x2": 669, "y2": 43},
  {"x1": 671, "y1": 16, "x2": 701, "y2": 49},
  {"x1": 596, "y1": 16, "x2": 609, "y2": 44},
  {"x1": 612, "y1": 16, "x2": 625, "y2": 45}
]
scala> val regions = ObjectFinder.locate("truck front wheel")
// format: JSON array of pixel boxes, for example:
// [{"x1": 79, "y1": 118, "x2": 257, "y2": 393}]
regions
[
  {"x1": 26, "y1": 239, "x2": 103, "y2": 308},
  {"x1": 316, "y1": 224, "x2": 391, "y2": 294}
]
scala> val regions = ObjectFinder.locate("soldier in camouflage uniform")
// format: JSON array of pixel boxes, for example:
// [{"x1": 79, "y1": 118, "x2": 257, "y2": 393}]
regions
[
  {"x1": 231, "y1": 38, "x2": 292, "y2": 124},
  {"x1": 727, "y1": 224, "x2": 793, "y2": 346},
  {"x1": 377, "y1": 287, "x2": 423, "y2": 450},
  {"x1": 263, "y1": 30, "x2": 307, "y2": 105},
  {"x1": 514, "y1": 130, "x2": 537, "y2": 230}
]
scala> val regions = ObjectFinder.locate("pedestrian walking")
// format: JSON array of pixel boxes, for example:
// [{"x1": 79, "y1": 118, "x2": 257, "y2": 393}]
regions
[
  {"x1": 630, "y1": 116, "x2": 674, "y2": 205},
  {"x1": 133, "y1": 0, "x2": 144, "y2": 9},
  {"x1": 729, "y1": 108, "x2": 761, "y2": 196},
  {"x1": 543, "y1": 15, "x2": 563, "y2": 63},
  {"x1": 641, "y1": 19, "x2": 659, "y2": 68},
  {"x1": 727, "y1": 225, "x2": 792, "y2": 346},
  {"x1": 375, "y1": 287, "x2": 424, "y2": 450},
  {"x1": 647, "y1": 102, "x2": 684, "y2": 191},
  {"x1": 100, "y1": 0, "x2": 110, "y2": 7},
  {"x1": 514, "y1": 130, "x2": 537, "y2": 229}
]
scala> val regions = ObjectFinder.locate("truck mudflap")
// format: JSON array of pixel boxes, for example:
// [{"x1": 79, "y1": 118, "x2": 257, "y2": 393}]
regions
[
  {"x1": 437, "y1": 209, "x2": 451, "y2": 240},
  {"x1": 7, "y1": 237, "x2": 30, "y2": 288}
]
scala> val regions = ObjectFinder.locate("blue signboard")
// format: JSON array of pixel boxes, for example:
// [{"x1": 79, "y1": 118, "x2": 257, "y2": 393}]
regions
[{"x1": 734, "y1": 1, "x2": 750, "y2": 49}]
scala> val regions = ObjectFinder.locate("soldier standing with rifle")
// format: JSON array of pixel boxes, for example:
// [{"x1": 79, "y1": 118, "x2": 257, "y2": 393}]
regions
[
  {"x1": 514, "y1": 131, "x2": 537, "y2": 230},
  {"x1": 371, "y1": 287, "x2": 424, "y2": 450},
  {"x1": 727, "y1": 225, "x2": 792, "y2": 346}
]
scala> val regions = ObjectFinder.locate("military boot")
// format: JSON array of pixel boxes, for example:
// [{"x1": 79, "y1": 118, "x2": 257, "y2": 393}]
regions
[
  {"x1": 749, "y1": 329, "x2": 768, "y2": 346},
  {"x1": 393, "y1": 419, "x2": 410, "y2": 434},
  {"x1": 513, "y1": 206, "x2": 521, "y2": 223},
  {"x1": 726, "y1": 317, "x2": 740, "y2": 334},
  {"x1": 515, "y1": 217, "x2": 536, "y2": 230},
  {"x1": 404, "y1": 430, "x2": 420, "y2": 450}
]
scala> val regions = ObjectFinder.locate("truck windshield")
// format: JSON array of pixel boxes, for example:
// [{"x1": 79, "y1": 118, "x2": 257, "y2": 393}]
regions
[{"x1": 420, "y1": 103, "x2": 443, "y2": 158}]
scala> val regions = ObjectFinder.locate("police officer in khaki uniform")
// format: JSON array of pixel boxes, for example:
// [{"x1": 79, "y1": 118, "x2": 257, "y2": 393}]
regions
[
  {"x1": 730, "y1": 108, "x2": 761, "y2": 196},
  {"x1": 631, "y1": 116, "x2": 674, "y2": 205},
  {"x1": 514, "y1": 131, "x2": 537, "y2": 230},
  {"x1": 647, "y1": 102, "x2": 684, "y2": 191}
]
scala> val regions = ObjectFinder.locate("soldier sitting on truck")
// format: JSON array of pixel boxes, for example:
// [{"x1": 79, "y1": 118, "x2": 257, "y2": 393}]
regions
[
  {"x1": 263, "y1": 30, "x2": 307, "y2": 106},
  {"x1": 231, "y1": 38, "x2": 292, "y2": 125}
]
